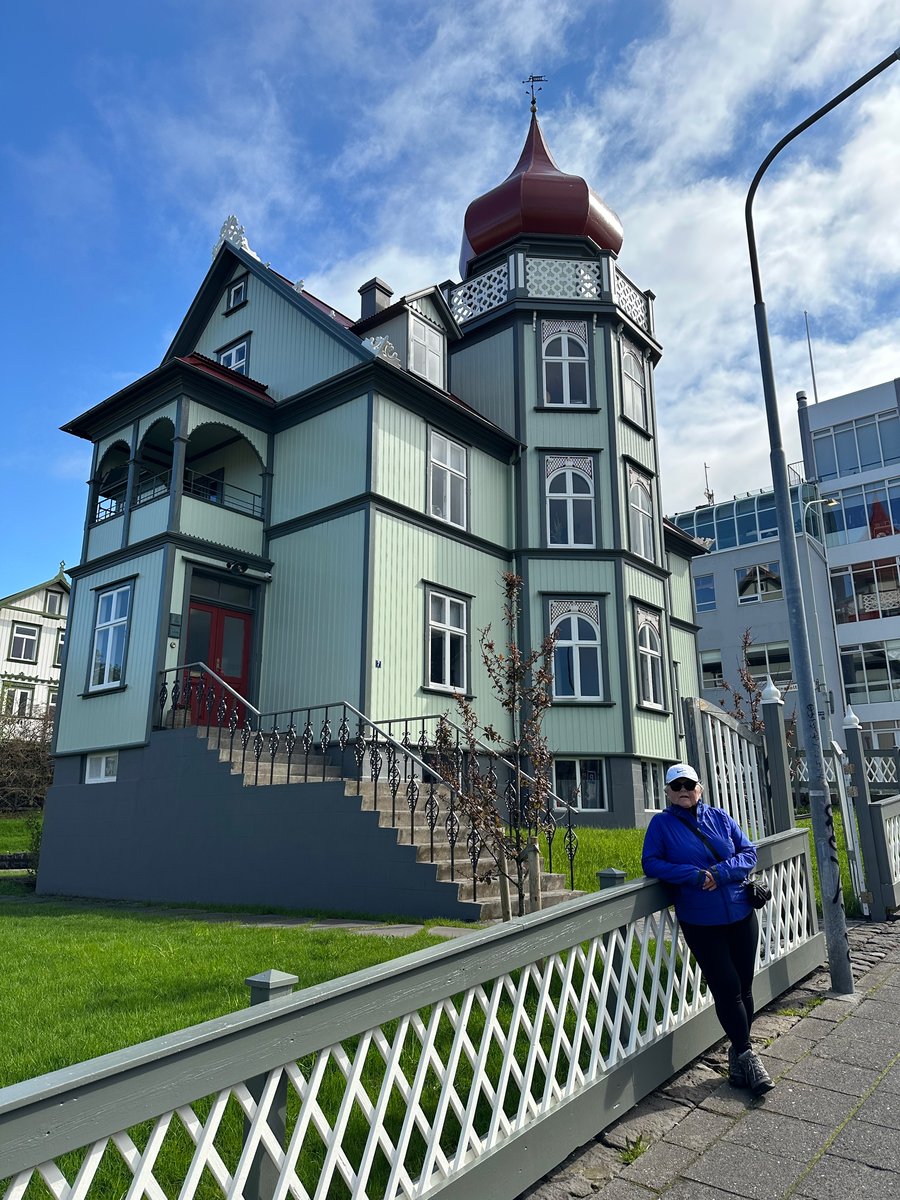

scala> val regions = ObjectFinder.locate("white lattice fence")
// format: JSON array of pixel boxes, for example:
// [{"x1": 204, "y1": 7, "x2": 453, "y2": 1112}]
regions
[
  {"x1": 448, "y1": 265, "x2": 509, "y2": 322},
  {"x1": 0, "y1": 832, "x2": 821, "y2": 1200},
  {"x1": 883, "y1": 806, "x2": 900, "y2": 885},
  {"x1": 612, "y1": 268, "x2": 651, "y2": 331},
  {"x1": 698, "y1": 707, "x2": 768, "y2": 841}
]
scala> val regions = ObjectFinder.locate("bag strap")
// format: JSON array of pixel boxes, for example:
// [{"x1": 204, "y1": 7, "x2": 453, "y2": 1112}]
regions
[{"x1": 677, "y1": 816, "x2": 725, "y2": 864}]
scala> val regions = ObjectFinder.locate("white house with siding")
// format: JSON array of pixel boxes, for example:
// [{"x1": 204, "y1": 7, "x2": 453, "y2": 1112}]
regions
[{"x1": 1, "y1": 565, "x2": 69, "y2": 721}]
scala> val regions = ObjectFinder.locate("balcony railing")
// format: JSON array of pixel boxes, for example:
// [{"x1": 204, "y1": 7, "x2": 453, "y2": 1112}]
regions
[{"x1": 183, "y1": 469, "x2": 263, "y2": 518}]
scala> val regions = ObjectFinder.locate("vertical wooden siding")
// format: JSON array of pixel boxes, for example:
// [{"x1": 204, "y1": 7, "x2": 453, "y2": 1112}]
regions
[
  {"x1": 87, "y1": 516, "x2": 124, "y2": 561},
  {"x1": 449, "y1": 327, "x2": 517, "y2": 433},
  {"x1": 193, "y1": 279, "x2": 362, "y2": 402},
  {"x1": 187, "y1": 401, "x2": 268, "y2": 466},
  {"x1": 269, "y1": 397, "x2": 369, "y2": 525},
  {"x1": 367, "y1": 511, "x2": 511, "y2": 732},
  {"x1": 128, "y1": 498, "x2": 169, "y2": 545},
  {"x1": 178, "y1": 497, "x2": 264, "y2": 556},
  {"x1": 258, "y1": 513, "x2": 366, "y2": 713},
  {"x1": 55, "y1": 550, "x2": 166, "y2": 754}
]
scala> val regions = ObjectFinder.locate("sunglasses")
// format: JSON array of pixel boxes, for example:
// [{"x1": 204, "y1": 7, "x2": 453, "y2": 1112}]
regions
[{"x1": 668, "y1": 779, "x2": 699, "y2": 792}]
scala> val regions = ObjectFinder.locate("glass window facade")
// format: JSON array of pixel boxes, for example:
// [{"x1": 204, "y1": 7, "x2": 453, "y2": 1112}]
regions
[
  {"x1": 841, "y1": 639, "x2": 900, "y2": 706},
  {"x1": 813, "y1": 411, "x2": 900, "y2": 481}
]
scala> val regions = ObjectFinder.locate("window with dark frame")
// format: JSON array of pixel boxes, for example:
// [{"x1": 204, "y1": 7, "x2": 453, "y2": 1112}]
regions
[
  {"x1": 553, "y1": 758, "x2": 605, "y2": 810},
  {"x1": 45, "y1": 590, "x2": 63, "y2": 615},
  {"x1": 628, "y1": 468, "x2": 655, "y2": 561},
  {"x1": 622, "y1": 344, "x2": 647, "y2": 427},
  {"x1": 227, "y1": 279, "x2": 246, "y2": 310},
  {"x1": 693, "y1": 574, "x2": 716, "y2": 613},
  {"x1": 9, "y1": 623, "x2": 38, "y2": 662},
  {"x1": 735, "y1": 561, "x2": 782, "y2": 604},
  {"x1": 550, "y1": 600, "x2": 603, "y2": 700},
  {"x1": 429, "y1": 432, "x2": 467, "y2": 529},
  {"x1": 636, "y1": 610, "x2": 664, "y2": 707},
  {"x1": 3, "y1": 686, "x2": 33, "y2": 717}
]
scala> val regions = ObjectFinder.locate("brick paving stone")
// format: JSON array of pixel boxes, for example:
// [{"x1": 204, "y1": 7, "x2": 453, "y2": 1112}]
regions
[
  {"x1": 561, "y1": 1141, "x2": 624, "y2": 1188},
  {"x1": 878, "y1": 1061, "x2": 900, "y2": 1093},
  {"x1": 521, "y1": 1179, "x2": 592, "y2": 1200},
  {"x1": 659, "y1": 1061, "x2": 724, "y2": 1105},
  {"x1": 854, "y1": 1084, "x2": 900, "y2": 1129},
  {"x1": 660, "y1": 1182, "x2": 742, "y2": 1200},
  {"x1": 855, "y1": 996, "x2": 900, "y2": 1024},
  {"x1": 829, "y1": 1118, "x2": 900, "y2": 1170},
  {"x1": 758, "y1": 1078, "x2": 857, "y2": 1126},
  {"x1": 720, "y1": 1108, "x2": 830, "y2": 1161},
  {"x1": 782, "y1": 1054, "x2": 880, "y2": 1096},
  {"x1": 592, "y1": 1180, "x2": 655, "y2": 1200},
  {"x1": 791, "y1": 1016, "x2": 840, "y2": 1041},
  {"x1": 663, "y1": 1109, "x2": 734, "y2": 1151},
  {"x1": 811, "y1": 1031, "x2": 898, "y2": 1070},
  {"x1": 760, "y1": 1031, "x2": 817, "y2": 1063},
  {"x1": 618, "y1": 1140, "x2": 697, "y2": 1189},
  {"x1": 698, "y1": 1083, "x2": 755, "y2": 1118},
  {"x1": 680, "y1": 1140, "x2": 804, "y2": 1200},
  {"x1": 794, "y1": 1152, "x2": 900, "y2": 1200},
  {"x1": 803, "y1": 997, "x2": 857, "y2": 1022},
  {"x1": 601, "y1": 1095, "x2": 692, "y2": 1149}
]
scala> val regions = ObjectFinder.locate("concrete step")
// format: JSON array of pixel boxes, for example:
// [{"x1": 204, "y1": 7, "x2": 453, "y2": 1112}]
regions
[{"x1": 238, "y1": 768, "x2": 344, "y2": 786}]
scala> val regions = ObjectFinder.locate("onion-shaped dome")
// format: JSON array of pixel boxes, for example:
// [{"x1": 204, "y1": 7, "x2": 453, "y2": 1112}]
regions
[{"x1": 460, "y1": 112, "x2": 624, "y2": 277}]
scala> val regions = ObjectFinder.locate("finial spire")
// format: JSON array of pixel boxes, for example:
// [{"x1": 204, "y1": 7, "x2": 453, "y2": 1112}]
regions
[{"x1": 523, "y1": 74, "x2": 547, "y2": 114}]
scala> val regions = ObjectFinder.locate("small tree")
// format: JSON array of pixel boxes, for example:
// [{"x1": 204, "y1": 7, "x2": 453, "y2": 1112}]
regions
[
  {"x1": 719, "y1": 629, "x2": 766, "y2": 732},
  {"x1": 438, "y1": 572, "x2": 557, "y2": 918},
  {"x1": 0, "y1": 710, "x2": 54, "y2": 812}
]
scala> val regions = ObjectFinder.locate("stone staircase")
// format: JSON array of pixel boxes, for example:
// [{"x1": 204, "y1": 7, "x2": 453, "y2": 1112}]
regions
[{"x1": 206, "y1": 731, "x2": 583, "y2": 921}]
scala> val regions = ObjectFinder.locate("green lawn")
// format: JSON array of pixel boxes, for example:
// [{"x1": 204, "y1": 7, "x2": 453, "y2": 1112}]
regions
[
  {"x1": 0, "y1": 815, "x2": 29, "y2": 853},
  {"x1": 1, "y1": 903, "x2": 448, "y2": 1088}
]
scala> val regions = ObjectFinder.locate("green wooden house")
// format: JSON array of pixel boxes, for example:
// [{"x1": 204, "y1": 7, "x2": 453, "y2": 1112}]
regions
[{"x1": 39, "y1": 112, "x2": 705, "y2": 916}]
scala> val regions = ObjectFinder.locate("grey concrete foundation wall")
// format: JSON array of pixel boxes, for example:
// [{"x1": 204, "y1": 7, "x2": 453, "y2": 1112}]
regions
[{"x1": 38, "y1": 730, "x2": 480, "y2": 920}]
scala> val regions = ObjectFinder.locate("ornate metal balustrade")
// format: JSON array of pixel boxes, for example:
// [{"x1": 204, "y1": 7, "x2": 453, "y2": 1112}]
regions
[
  {"x1": 0, "y1": 828, "x2": 821, "y2": 1200},
  {"x1": 376, "y1": 714, "x2": 579, "y2": 890},
  {"x1": 155, "y1": 666, "x2": 527, "y2": 904}
]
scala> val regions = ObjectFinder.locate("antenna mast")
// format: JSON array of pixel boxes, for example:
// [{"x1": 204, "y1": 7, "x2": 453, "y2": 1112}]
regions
[
  {"x1": 804, "y1": 310, "x2": 820, "y2": 404},
  {"x1": 703, "y1": 463, "x2": 715, "y2": 506}
]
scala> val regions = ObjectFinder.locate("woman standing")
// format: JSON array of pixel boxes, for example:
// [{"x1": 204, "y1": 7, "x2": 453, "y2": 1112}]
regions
[{"x1": 641, "y1": 762, "x2": 774, "y2": 1096}]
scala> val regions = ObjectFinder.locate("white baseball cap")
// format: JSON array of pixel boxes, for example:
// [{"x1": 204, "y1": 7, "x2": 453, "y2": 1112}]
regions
[{"x1": 665, "y1": 763, "x2": 699, "y2": 785}]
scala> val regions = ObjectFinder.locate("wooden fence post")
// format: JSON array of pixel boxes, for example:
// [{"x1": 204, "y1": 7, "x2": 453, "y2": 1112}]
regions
[
  {"x1": 244, "y1": 969, "x2": 299, "y2": 1200},
  {"x1": 761, "y1": 679, "x2": 794, "y2": 833},
  {"x1": 843, "y1": 709, "x2": 889, "y2": 921}
]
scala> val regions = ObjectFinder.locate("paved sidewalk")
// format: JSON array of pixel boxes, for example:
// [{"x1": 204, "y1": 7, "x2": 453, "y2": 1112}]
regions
[{"x1": 522, "y1": 919, "x2": 900, "y2": 1200}]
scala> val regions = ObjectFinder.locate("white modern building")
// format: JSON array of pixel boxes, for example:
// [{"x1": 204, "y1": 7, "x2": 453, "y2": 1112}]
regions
[{"x1": 798, "y1": 377, "x2": 900, "y2": 751}]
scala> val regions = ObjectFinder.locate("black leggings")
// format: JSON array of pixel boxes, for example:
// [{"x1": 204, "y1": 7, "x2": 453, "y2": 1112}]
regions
[{"x1": 680, "y1": 911, "x2": 759, "y2": 1053}]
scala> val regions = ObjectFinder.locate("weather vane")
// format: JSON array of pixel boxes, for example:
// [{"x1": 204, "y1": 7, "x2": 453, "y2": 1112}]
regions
[{"x1": 523, "y1": 74, "x2": 548, "y2": 114}]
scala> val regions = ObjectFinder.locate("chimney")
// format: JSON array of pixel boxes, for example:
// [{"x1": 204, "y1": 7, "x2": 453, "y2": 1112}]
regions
[{"x1": 358, "y1": 277, "x2": 393, "y2": 320}]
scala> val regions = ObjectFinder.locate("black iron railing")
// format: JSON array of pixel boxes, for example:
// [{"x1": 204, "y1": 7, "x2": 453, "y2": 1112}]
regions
[
  {"x1": 183, "y1": 469, "x2": 263, "y2": 518},
  {"x1": 376, "y1": 714, "x2": 579, "y2": 889}
]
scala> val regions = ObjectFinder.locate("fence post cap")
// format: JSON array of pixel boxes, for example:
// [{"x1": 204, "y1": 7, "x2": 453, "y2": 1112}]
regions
[
  {"x1": 761, "y1": 675, "x2": 783, "y2": 704},
  {"x1": 245, "y1": 969, "x2": 299, "y2": 1005},
  {"x1": 843, "y1": 706, "x2": 861, "y2": 730},
  {"x1": 597, "y1": 867, "x2": 626, "y2": 889}
]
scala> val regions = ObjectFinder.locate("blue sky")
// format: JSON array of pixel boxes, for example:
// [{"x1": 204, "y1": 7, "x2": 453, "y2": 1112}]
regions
[{"x1": 3, "y1": 0, "x2": 899, "y2": 599}]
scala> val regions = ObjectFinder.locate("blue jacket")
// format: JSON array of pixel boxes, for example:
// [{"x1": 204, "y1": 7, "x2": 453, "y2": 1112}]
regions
[{"x1": 641, "y1": 802, "x2": 757, "y2": 925}]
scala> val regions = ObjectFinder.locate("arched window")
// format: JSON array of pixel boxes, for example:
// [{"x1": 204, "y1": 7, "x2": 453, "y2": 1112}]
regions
[
  {"x1": 546, "y1": 458, "x2": 595, "y2": 547},
  {"x1": 629, "y1": 471, "x2": 655, "y2": 561},
  {"x1": 622, "y1": 346, "x2": 647, "y2": 427},
  {"x1": 542, "y1": 322, "x2": 589, "y2": 407},
  {"x1": 637, "y1": 611, "x2": 664, "y2": 707},
  {"x1": 551, "y1": 602, "x2": 603, "y2": 700}
]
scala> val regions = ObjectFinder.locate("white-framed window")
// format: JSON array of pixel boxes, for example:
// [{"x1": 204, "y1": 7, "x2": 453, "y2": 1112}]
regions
[
  {"x1": 54, "y1": 630, "x2": 66, "y2": 668},
  {"x1": 3, "y1": 686, "x2": 33, "y2": 717},
  {"x1": 45, "y1": 590, "x2": 63, "y2": 615},
  {"x1": 9, "y1": 623, "x2": 39, "y2": 663},
  {"x1": 693, "y1": 574, "x2": 716, "y2": 613},
  {"x1": 545, "y1": 456, "x2": 595, "y2": 548},
  {"x1": 636, "y1": 610, "x2": 664, "y2": 708},
  {"x1": 89, "y1": 583, "x2": 132, "y2": 691},
  {"x1": 429, "y1": 432, "x2": 467, "y2": 529},
  {"x1": 218, "y1": 339, "x2": 248, "y2": 375},
  {"x1": 227, "y1": 279, "x2": 246, "y2": 309},
  {"x1": 47, "y1": 689, "x2": 58, "y2": 719},
  {"x1": 410, "y1": 317, "x2": 444, "y2": 387},
  {"x1": 553, "y1": 758, "x2": 606, "y2": 810},
  {"x1": 642, "y1": 761, "x2": 666, "y2": 811},
  {"x1": 622, "y1": 345, "x2": 647, "y2": 427},
  {"x1": 550, "y1": 600, "x2": 603, "y2": 700},
  {"x1": 736, "y1": 561, "x2": 782, "y2": 604},
  {"x1": 746, "y1": 641, "x2": 792, "y2": 686},
  {"x1": 542, "y1": 320, "x2": 589, "y2": 407},
  {"x1": 628, "y1": 469, "x2": 655, "y2": 561},
  {"x1": 701, "y1": 650, "x2": 723, "y2": 690},
  {"x1": 86, "y1": 752, "x2": 118, "y2": 784},
  {"x1": 428, "y1": 590, "x2": 467, "y2": 692}
]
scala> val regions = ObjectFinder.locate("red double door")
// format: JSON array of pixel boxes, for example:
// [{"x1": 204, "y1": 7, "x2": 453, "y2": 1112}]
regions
[{"x1": 186, "y1": 602, "x2": 252, "y2": 721}]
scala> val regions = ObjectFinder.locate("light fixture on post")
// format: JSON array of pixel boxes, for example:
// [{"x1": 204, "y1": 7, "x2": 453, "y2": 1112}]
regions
[{"x1": 745, "y1": 45, "x2": 899, "y2": 995}]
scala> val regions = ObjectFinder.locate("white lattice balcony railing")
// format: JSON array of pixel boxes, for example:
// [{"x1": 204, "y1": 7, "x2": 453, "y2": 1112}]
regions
[{"x1": 0, "y1": 830, "x2": 821, "y2": 1200}]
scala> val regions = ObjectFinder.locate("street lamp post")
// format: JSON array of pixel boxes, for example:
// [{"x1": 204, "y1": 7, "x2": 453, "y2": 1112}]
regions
[
  {"x1": 800, "y1": 496, "x2": 838, "y2": 747},
  {"x1": 745, "y1": 46, "x2": 899, "y2": 995}
]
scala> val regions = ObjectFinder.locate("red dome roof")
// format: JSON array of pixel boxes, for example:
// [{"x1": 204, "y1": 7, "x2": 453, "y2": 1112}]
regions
[{"x1": 460, "y1": 113, "x2": 623, "y2": 277}]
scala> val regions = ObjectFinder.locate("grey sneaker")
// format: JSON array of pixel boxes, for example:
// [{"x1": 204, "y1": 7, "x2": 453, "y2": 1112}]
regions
[
  {"x1": 728, "y1": 1046, "x2": 747, "y2": 1087},
  {"x1": 738, "y1": 1049, "x2": 775, "y2": 1095}
]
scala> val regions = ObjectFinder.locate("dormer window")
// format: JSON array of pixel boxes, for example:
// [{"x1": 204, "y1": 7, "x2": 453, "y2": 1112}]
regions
[
  {"x1": 410, "y1": 316, "x2": 444, "y2": 387},
  {"x1": 218, "y1": 337, "x2": 249, "y2": 375},
  {"x1": 226, "y1": 279, "x2": 247, "y2": 311}
]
